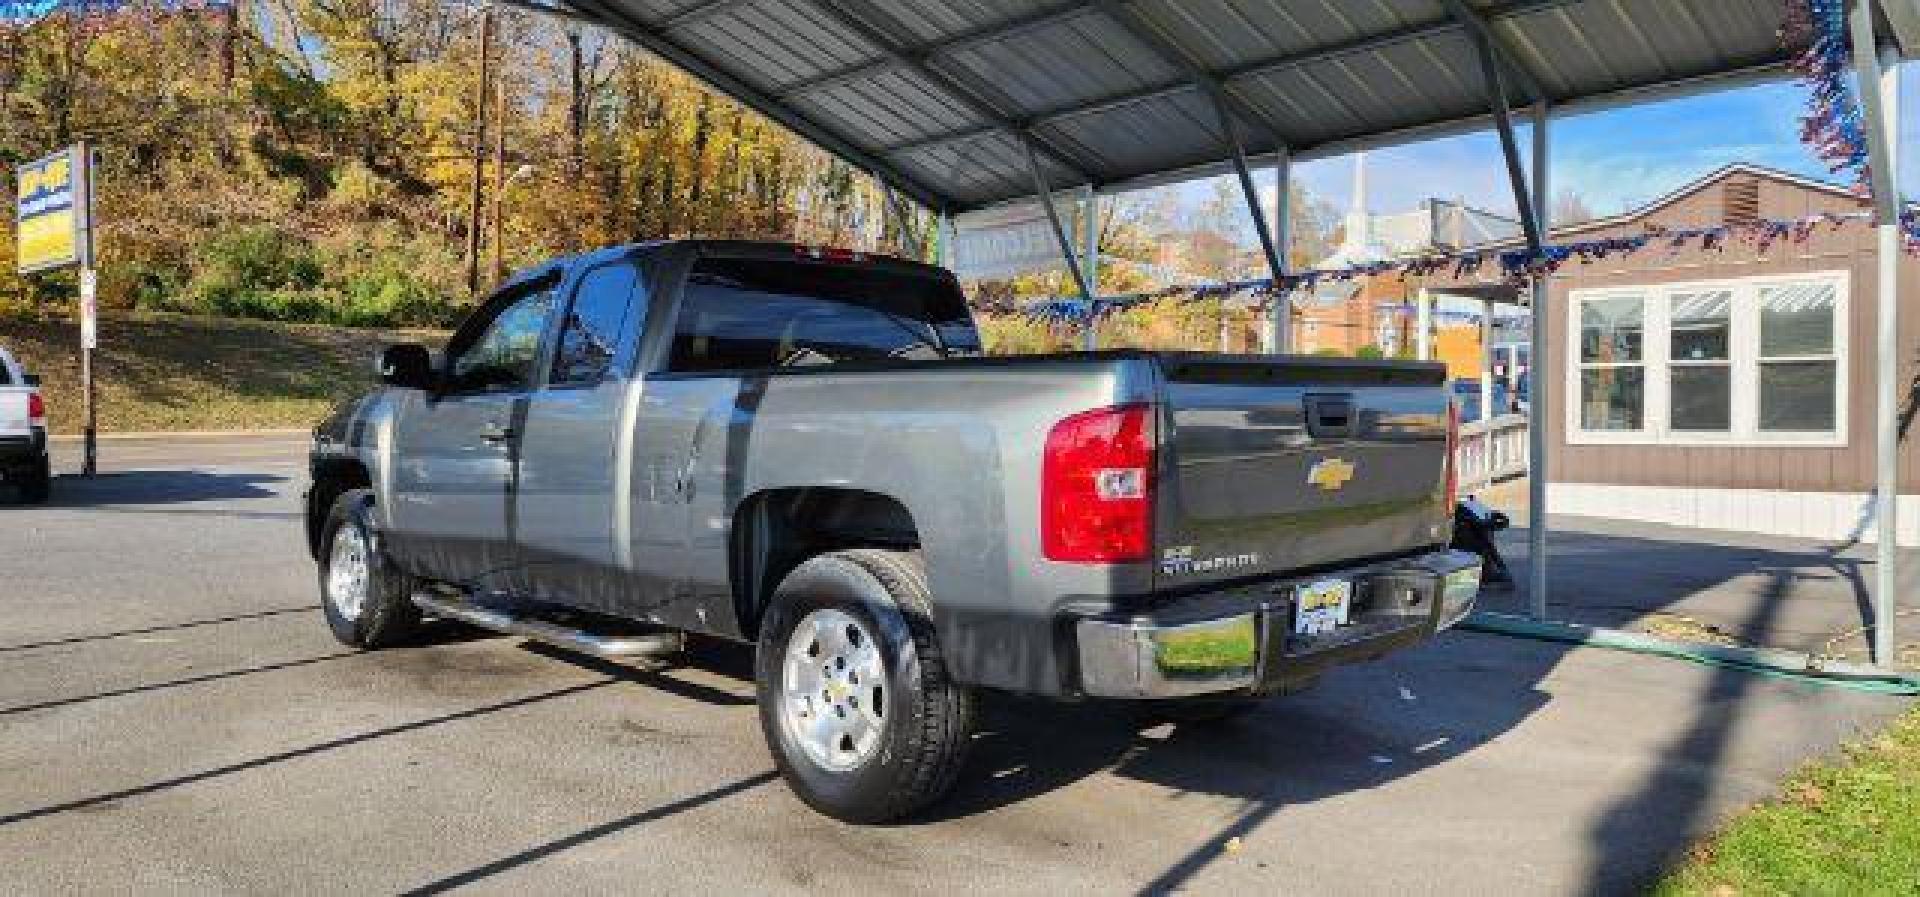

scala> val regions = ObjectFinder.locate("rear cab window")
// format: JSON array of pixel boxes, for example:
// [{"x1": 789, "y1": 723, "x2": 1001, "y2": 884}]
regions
[{"x1": 667, "y1": 256, "x2": 980, "y2": 372}]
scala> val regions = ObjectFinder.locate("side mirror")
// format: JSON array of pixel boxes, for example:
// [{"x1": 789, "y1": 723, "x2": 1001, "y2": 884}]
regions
[
  {"x1": 377, "y1": 344, "x2": 435, "y2": 390},
  {"x1": 22, "y1": 373, "x2": 40, "y2": 387}
]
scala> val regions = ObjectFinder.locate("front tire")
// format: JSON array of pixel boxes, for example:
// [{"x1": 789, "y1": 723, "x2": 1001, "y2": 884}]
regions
[
  {"x1": 755, "y1": 549, "x2": 974, "y2": 824},
  {"x1": 318, "y1": 488, "x2": 422, "y2": 649}
]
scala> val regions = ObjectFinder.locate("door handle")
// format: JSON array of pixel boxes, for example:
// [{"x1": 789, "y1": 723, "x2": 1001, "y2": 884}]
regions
[{"x1": 479, "y1": 422, "x2": 516, "y2": 444}]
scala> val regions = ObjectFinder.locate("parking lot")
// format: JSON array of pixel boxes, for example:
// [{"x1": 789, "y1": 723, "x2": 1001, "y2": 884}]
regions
[{"x1": 0, "y1": 433, "x2": 1908, "y2": 894}]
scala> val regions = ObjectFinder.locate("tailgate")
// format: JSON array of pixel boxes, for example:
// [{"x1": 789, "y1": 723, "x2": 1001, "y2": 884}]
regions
[
  {"x1": 1151, "y1": 355, "x2": 1450, "y2": 591},
  {"x1": 0, "y1": 389, "x2": 30, "y2": 436}
]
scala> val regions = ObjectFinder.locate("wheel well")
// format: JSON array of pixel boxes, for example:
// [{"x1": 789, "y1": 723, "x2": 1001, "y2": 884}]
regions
[
  {"x1": 731, "y1": 487, "x2": 919, "y2": 638},
  {"x1": 306, "y1": 458, "x2": 371, "y2": 560}
]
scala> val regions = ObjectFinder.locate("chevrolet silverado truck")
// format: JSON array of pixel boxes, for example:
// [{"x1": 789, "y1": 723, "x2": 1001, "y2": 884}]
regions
[
  {"x1": 305, "y1": 240, "x2": 1481, "y2": 822},
  {"x1": 0, "y1": 346, "x2": 50, "y2": 504}
]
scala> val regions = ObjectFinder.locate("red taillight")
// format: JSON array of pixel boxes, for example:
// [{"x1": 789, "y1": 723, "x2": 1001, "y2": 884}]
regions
[
  {"x1": 27, "y1": 392, "x2": 45, "y2": 425},
  {"x1": 1443, "y1": 400, "x2": 1461, "y2": 509},
  {"x1": 1042, "y1": 404, "x2": 1155, "y2": 563},
  {"x1": 796, "y1": 245, "x2": 866, "y2": 263}
]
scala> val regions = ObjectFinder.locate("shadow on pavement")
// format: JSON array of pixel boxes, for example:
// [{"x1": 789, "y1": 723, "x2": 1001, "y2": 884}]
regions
[
  {"x1": 930, "y1": 636, "x2": 1562, "y2": 891},
  {"x1": 30, "y1": 469, "x2": 287, "y2": 508},
  {"x1": 514, "y1": 626, "x2": 1563, "y2": 889},
  {"x1": 1576, "y1": 533, "x2": 1828, "y2": 895},
  {"x1": 0, "y1": 679, "x2": 618, "y2": 828},
  {"x1": 0, "y1": 606, "x2": 320, "y2": 654},
  {"x1": 0, "y1": 651, "x2": 360, "y2": 717},
  {"x1": 398, "y1": 771, "x2": 781, "y2": 895},
  {"x1": 1483, "y1": 521, "x2": 1918, "y2": 661}
]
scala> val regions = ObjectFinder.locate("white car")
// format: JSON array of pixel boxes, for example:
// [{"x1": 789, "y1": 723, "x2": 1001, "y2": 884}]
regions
[{"x1": 0, "y1": 346, "x2": 49, "y2": 503}]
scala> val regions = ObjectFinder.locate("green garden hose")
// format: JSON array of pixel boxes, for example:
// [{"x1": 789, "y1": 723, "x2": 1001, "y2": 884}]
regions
[{"x1": 1460, "y1": 612, "x2": 1920, "y2": 696}]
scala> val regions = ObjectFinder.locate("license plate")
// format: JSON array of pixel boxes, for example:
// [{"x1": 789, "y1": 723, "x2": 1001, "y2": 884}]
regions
[{"x1": 1293, "y1": 578, "x2": 1352, "y2": 636}]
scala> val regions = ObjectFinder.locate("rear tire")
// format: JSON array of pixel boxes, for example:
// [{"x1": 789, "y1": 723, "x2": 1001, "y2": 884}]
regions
[
  {"x1": 318, "y1": 488, "x2": 422, "y2": 649},
  {"x1": 755, "y1": 549, "x2": 974, "y2": 824},
  {"x1": 17, "y1": 457, "x2": 50, "y2": 504}
]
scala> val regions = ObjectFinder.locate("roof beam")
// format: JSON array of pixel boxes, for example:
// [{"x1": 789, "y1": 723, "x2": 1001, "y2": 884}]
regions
[
  {"x1": 776, "y1": 1, "x2": 1099, "y2": 101},
  {"x1": 1223, "y1": 0, "x2": 1579, "y2": 86},
  {"x1": 658, "y1": 0, "x2": 755, "y2": 33},
  {"x1": 1440, "y1": 0, "x2": 1549, "y2": 102},
  {"x1": 549, "y1": 0, "x2": 953, "y2": 210},
  {"x1": 1089, "y1": 0, "x2": 1285, "y2": 150},
  {"x1": 801, "y1": 0, "x2": 1098, "y2": 184},
  {"x1": 1469, "y1": 11, "x2": 1542, "y2": 249},
  {"x1": 880, "y1": 0, "x2": 1578, "y2": 160}
]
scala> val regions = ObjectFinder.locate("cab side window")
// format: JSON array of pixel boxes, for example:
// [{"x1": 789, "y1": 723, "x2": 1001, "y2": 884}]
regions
[
  {"x1": 552, "y1": 262, "x2": 643, "y2": 385},
  {"x1": 447, "y1": 288, "x2": 556, "y2": 393}
]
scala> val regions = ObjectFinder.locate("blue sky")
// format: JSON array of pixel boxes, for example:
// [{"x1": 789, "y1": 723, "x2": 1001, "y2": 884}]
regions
[{"x1": 1166, "y1": 66, "x2": 1915, "y2": 230}]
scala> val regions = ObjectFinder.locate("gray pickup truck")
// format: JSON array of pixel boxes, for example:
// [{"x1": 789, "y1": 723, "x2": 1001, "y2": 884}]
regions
[{"x1": 306, "y1": 240, "x2": 1481, "y2": 822}]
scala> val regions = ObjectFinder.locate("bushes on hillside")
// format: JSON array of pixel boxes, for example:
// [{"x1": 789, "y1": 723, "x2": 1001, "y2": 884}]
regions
[{"x1": 131, "y1": 223, "x2": 467, "y2": 329}]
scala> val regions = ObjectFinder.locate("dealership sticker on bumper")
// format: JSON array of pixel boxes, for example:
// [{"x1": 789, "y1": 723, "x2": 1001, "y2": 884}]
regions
[{"x1": 1294, "y1": 579, "x2": 1352, "y2": 636}]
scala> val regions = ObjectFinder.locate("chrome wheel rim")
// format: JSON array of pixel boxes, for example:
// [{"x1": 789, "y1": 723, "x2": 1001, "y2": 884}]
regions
[
  {"x1": 326, "y1": 523, "x2": 372, "y2": 622},
  {"x1": 781, "y1": 608, "x2": 888, "y2": 772}
]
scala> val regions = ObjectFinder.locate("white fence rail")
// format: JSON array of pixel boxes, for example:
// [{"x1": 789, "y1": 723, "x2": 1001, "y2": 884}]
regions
[{"x1": 1457, "y1": 413, "x2": 1528, "y2": 492}]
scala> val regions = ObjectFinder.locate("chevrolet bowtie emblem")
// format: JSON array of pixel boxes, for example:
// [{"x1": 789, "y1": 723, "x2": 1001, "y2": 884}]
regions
[{"x1": 1307, "y1": 458, "x2": 1356, "y2": 491}]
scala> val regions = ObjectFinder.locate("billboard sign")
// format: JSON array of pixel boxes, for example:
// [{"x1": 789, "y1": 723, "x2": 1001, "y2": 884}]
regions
[
  {"x1": 951, "y1": 200, "x2": 1076, "y2": 281},
  {"x1": 16, "y1": 146, "x2": 89, "y2": 274}
]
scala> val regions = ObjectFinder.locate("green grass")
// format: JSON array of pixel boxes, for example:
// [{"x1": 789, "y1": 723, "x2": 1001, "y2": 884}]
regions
[
  {"x1": 1657, "y1": 709, "x2": 1920, "y2": 896},
  {"x1": 1153, "y1": 616, "x2": 1259, "y2": 675},
  {"x1": 0, "y1": 310, "x2": 444, "y2": 434}
]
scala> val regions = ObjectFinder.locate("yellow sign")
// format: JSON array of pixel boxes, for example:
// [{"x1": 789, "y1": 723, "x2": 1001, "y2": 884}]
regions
[
  {"x1": 1307, "y1": 457, "x2": 1356, "y2": 492},
  {"x1": 15, "y1": 147, "x2": 87, "y2": 274}
]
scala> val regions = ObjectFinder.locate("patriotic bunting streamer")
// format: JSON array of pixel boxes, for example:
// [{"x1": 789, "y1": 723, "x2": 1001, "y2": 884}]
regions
[
  {"x1": 1022, "y1": 211, "x2": 1879, "y2": 326},
  {"x1": 1781, "y1": 0, "x2": 1920, "y2": 247},
  {"x1": 1782, "y1": 0, "x2": 1871, "y2": 191}
]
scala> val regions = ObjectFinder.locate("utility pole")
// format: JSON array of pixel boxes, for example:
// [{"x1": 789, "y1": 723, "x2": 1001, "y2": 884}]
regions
[
  {"x1": 490, "y1": 75, "x2": 508, "y2": 287},
  {"x1": 465, "y1": 4, "x2": 493, "y2": 297}
]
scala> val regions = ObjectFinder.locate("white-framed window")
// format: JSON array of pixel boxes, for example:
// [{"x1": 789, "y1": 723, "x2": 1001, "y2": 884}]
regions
[{"x1": 1567, "y1": 271, "x2": 1847, "y2": 446}]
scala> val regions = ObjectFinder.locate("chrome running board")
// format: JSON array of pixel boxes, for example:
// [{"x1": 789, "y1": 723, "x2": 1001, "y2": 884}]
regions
[{"x1": 413, "y1": 593, "x2": 683, "y2": 659}]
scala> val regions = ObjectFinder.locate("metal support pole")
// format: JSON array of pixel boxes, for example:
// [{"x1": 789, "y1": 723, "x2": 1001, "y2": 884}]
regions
[
  {"x1": 881, "y1": 180, "x2": 923, "y2": 260},
  {"x1": 1850, "y1": 2, "x2": 1902, "y2": 664},
  {"x1": 1415, "y1": 288, "x2": 1434, "y2": 360},
  {"x1": 1214, "y1": 94, "x2": 1285, "y2": 290},
  {"x1": 1472, "y1": 7, "x2": 1548, "y2": 615},
  {"x1": 1478, "y1": 40, "x2": 1543, "y2": 249},
  {"x1": 1481, "y1": 299, "x2": 1496, "y2": 422},
  {"x1": 1021, "y1": 141, "x2": 1098, "y2": 350},
  {"x1": 1082, "y1": 189, "x2": 1102, "y2": 351},
  {"x1": 1082, "y1": 187, "x2": 1101, "y2": 300},
  {"x1": 1527, "y1": 101, "x2": 1552, "y2": 619},
  {"x1": 76, "y1": 140, "x2": 97, "y2": 477},
  {"x1": 1267, "y1": 148, "x2": 1294, "y2": 354},
  {"x1": 936, "y1": 211, "x2": 955, "y2": 271}
]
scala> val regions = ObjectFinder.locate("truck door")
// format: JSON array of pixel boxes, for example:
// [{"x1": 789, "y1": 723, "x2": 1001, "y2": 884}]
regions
[
  {"x1": 511, "y1": 259, "x2": 648, "y2": 613},
  {"x1": 387, "y1": 282, "x2": 557, "y2": 589}
]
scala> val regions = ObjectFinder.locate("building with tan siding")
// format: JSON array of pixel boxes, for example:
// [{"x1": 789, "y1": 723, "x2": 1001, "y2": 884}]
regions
[{"x1": 1423, "y1": 163, "x2": 1917, "y2": 546}]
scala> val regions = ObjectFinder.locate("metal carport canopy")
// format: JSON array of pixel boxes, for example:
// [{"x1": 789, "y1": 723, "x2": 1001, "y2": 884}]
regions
[{"x1": 510, "y1": 0, "x2": 1914, "y2": 214}]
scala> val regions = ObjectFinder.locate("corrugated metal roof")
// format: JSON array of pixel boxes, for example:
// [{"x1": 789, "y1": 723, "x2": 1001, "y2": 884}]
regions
[{"x1": 531, "y1": 0, "x2": 1909, "y2": 212}]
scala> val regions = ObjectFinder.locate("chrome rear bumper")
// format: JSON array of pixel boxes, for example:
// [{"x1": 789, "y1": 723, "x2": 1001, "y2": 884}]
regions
[{"x1": 1076, "y1": 550, "x2": 1482, "y2": 699}]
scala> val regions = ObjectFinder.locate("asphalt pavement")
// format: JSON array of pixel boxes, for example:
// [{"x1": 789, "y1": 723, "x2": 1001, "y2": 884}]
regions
[{"x1": 1, "y1": 434, "x2": 1909, "y2": 894}]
